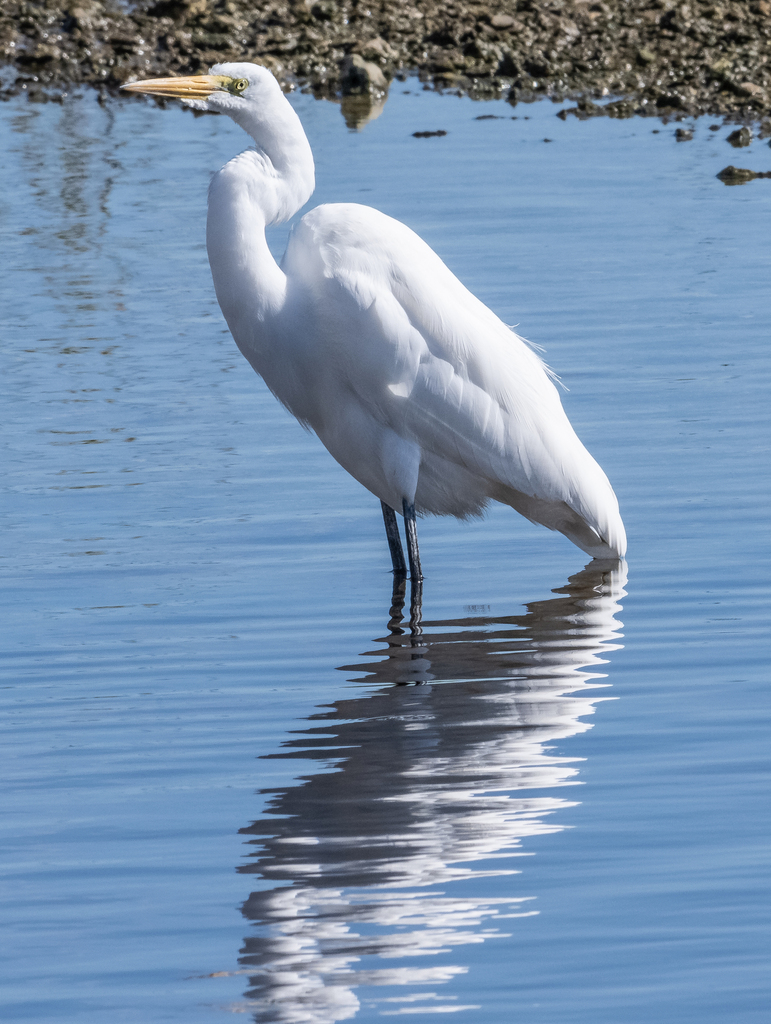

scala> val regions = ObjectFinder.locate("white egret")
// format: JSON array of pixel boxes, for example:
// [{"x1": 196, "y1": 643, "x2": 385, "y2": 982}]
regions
[{"x1": 122, "y1": 63, "x2": 626, "y2": 579}]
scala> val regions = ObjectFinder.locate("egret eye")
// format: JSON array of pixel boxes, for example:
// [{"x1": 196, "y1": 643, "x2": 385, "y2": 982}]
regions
[{"x1": 232, "y1": 78, "x2": 249, "y2": 94}]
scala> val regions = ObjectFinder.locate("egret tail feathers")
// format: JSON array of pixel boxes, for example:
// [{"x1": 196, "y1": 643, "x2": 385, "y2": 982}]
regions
[{"x1": 489, "y1": 483, "x2": 627, "y2": 559}]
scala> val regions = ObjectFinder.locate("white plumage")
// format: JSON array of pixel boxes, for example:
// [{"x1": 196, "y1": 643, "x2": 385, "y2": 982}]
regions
[{"x1": 123, "y1": 62, "x2": 626, "y2": 569}]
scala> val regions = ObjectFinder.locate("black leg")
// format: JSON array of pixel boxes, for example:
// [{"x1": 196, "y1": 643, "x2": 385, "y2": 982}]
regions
[
  {"x1": 381, "y1": 500, "x2": 407, "y2": 576},
  {"x1": 402, "y1": 499, "x2": 423, "y2": 582}
]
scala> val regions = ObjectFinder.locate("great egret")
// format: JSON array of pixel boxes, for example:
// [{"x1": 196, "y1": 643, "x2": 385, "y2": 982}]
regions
[{"x1": 122, "y1": 63, "x2": 626, "y2": 579}]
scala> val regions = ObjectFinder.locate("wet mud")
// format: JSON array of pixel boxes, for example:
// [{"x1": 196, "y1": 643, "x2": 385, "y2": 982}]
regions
[{"x1": 2, "y1": 1, "x2": 771, "y2": 126}]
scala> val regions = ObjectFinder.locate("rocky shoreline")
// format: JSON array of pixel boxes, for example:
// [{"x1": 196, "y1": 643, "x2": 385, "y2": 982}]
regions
[{"x1": 2, "y1": 1, "x2": 770, "y2": 125}]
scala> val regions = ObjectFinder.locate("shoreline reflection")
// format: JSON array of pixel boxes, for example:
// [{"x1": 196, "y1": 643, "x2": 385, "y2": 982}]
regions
[{"x1": 233, "y1": 562, "x2": 626, "y2": 1021}]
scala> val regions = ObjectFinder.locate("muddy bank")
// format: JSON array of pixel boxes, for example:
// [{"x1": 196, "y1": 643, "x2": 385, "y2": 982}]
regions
[{"x1": 2, "y1": 1, "x2": 771, "y2": 122}]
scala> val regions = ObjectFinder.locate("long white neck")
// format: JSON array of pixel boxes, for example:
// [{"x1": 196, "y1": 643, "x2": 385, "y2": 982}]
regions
[{"x1": 205, "y1": 91, "x2": 315, "y2": 359}]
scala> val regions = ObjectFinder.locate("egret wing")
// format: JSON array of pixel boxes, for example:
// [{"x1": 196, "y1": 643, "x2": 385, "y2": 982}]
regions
[{"x1": 284, "y1": 203, "x2": 625, "y2": 557}]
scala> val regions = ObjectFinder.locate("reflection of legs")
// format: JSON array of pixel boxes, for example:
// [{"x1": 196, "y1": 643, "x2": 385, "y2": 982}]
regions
[
  {"x1": 387, "y1": 571, "x2": 423, "y2": 659},
  {"x1": 408, "y1": 576, "x2": 423, "y2": 638},
  {"x1": 402, "y1": 500, "x2": 423, "y2": 582},
  {"x1": 381, "y1": 501, "x2": 406, "y2": 576},
  {"x1": 388, "y1": 575, "x2": 407, "y2": 635}
]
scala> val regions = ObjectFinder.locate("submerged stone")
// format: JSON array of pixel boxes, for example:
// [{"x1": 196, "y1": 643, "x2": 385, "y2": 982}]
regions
[
  {"x1": 727, "y1": 127, "x2": 753, "y2": 148},
  {"x1": 716, "y1": 165, "x2": 771, "y2": 184}
]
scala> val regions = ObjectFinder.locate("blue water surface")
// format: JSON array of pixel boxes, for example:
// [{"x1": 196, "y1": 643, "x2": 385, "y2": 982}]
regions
[{"x1": 1, "y1": 83, "x2": 769, "y2": 1023}]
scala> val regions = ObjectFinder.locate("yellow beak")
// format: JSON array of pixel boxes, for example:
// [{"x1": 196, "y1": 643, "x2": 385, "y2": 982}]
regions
[{"x1": 121, "y1": 74, "x2": 231, "y2": 100}]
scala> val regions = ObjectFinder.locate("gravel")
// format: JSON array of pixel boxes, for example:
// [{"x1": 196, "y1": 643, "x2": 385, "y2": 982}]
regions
[{"x1": 2, "y1": 0, "x2": 771, "y2": 126}]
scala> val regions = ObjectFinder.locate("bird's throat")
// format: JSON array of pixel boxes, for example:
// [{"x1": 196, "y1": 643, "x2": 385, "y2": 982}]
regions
[{"x1": 206, "y1": 150, "x2": 289, "y2": 354}]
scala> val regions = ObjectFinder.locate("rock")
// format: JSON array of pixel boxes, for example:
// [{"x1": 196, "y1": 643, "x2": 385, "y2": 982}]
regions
[
  {"x1": 339, "y1": 54, "x2": 387, "y2": 97},
  {"x1": 711, "y1": 57, "x2": 733, "y2": 77},
  {"x1": 412, "y1": 130, "x2": 447, "y2": 138},
  {"x1": 717, "y1": 166, "x2": 756, "y2": 184},
  {"x1": 727, "y1": 127, "x2": 752, "y2": 148},
  {"x1": 737, "y1": 82, "x2": 765, "y2": 99},
  {"x1": 604, "y1": 99, "x2": 638, "y2": 119},
  {"x1": 715, "y1": 165, "x2": 771, "y2": 184},
  {"x1": 359, "y1": 37, "x2": 395, "y2": 61},
  {"x1": 675, "y1": 128, "x2": 693, "y2": 141},
  {"x1": 557, "y1": 98, "x2": 604, "y2": 121}
]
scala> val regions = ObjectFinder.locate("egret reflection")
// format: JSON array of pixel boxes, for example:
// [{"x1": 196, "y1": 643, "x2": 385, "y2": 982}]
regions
[{"x1": 230, "y1": 562, "x2": 626, "y2": 1021}]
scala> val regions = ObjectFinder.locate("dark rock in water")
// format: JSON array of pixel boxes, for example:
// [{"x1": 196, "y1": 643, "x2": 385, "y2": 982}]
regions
[
  {"x1": 604, "y1": 100, "x2": 639, "y2": 119},
  {"x1": 412, "y1": 130, "x2": 447, "y2": 138},
  {"x1": 557, "y1": 99, "x2": 604, "y2": 121},
  {"x1": 716, "y1": 165, "x2": 771, "y2": 185},
  {"x1": 338, "y1": 55, "x2": 389, "y2": 129},
  {"x1": 675, "y1": 129, "x2": 694, "y2": 142},
  {"x1": 727, "y1": 128, "x2": 752, "y2": 148},
  {"x1": 709, "y1": 125, "x2": 721, "y2": 132},
  {"x1": 340, "y1": 55, "x2": 388, "y2": 97},
  {"x1": 717, "y1": 165, "x2": 755, "y2": 184}
]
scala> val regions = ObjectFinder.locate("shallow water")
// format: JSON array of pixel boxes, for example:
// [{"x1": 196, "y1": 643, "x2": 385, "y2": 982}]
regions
[{"x1": 1, "y1": 86, "x2": 769, "y2": 1023}]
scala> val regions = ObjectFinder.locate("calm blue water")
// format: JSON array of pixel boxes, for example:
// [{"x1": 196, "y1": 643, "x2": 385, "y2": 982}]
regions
[{"x1": 1, "y1": 84, "x2": 769, "y2": 1023}]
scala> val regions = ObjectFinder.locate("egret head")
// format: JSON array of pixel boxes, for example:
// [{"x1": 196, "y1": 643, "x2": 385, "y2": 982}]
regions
[
  {"x1": 122, "y1": 61, "x2": 315, "y2": 223},
  {"x1": 121, "y1": 61, "x2": 283, "y2": 116},
  {"x1": 122, "y1": 61, "x2": 307, "y2": 162}
]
